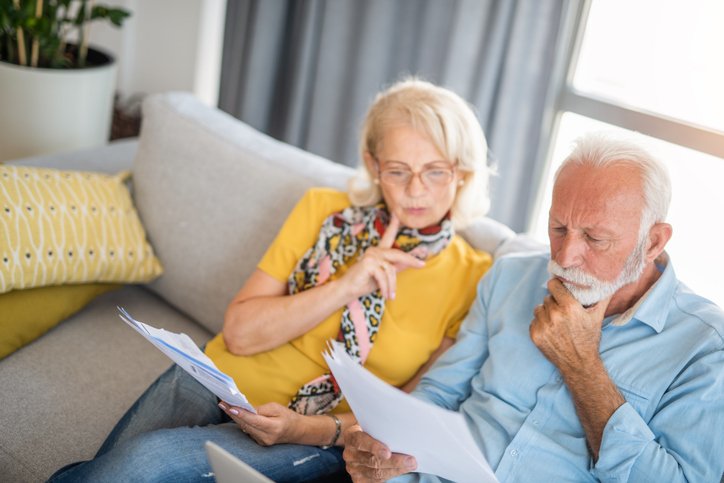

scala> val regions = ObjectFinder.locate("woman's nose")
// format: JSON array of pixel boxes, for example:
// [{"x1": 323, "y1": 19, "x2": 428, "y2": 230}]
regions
[{"x1": 405, "y1": 172, "x2": 427, "y2": 196}]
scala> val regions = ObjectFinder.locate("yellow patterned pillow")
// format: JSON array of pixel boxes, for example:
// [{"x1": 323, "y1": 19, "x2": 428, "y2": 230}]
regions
[{"x1": 0, "y1": 165, "x2": 163, "y2": 293}]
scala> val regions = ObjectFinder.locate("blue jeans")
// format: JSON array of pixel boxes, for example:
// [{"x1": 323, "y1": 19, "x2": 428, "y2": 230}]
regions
[{"x1": 48, "y1": 365, "x2": 345, "y2": 482}]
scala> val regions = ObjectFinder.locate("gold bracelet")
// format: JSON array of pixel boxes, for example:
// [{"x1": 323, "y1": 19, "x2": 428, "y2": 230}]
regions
[{"x1": 320, "y1": 414, "x2": 342, "y2": 449}]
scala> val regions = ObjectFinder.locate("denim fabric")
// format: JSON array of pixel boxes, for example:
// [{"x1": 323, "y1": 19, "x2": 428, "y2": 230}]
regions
[{"x1": 49, "y1": 365, "x2": 345, "y2": 482}]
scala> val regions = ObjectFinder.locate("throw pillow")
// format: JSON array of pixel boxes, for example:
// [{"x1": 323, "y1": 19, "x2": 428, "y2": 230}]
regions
[
  {"x1": 0, "y1": 283, "x2": 120, "y2": 359},
  {"x1": 0, "y1": 165, "x2": 163, "y2": 293}
]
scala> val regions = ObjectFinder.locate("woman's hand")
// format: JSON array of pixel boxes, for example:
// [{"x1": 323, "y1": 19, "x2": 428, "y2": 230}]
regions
[
  {"x1": 338, "y1": 215, "x2": 425, "y2": 300},
  {"x1": 219, "y1": 401, "x2": 303, "y2": 446},
  {"x1": 221, "y1": 215, "x2": 424, "y2": 356},
  {"x1": 219, "y1": 402, "x2": 353, "y2": 448}
]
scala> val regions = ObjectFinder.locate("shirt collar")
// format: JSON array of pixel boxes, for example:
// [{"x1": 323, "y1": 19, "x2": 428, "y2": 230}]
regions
[{"x1": 609, "y1": 252, "x2": 676, "y2": 332}]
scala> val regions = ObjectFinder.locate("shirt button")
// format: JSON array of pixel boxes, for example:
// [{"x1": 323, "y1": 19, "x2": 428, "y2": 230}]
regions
[
  {"x1": 532, "y1": 419, "x2": 540, "y2": 426},
  {"x1": 510, "y1": 449, "x2": 519, "y2": 456}
]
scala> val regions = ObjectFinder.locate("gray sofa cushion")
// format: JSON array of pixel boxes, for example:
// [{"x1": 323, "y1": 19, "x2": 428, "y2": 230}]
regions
[
  {"x1": 132, "y1": 93, "x2": 353, "y2": 334},
  {"x1": 0, "y1": 286, "x2": 212, "y2": 482}
]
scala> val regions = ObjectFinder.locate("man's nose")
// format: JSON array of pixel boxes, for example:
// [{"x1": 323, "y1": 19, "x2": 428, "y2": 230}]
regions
[{"x1": 555, "y1": 234, "x2": 584, "y2": 268}]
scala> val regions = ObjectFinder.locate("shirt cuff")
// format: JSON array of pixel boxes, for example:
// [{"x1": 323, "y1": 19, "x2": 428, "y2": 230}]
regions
[{"x1": 590, "y1": 402, "x2": 655, "y2": 482}]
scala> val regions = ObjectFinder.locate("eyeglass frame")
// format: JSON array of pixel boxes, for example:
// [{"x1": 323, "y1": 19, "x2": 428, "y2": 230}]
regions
[{"x1": 373, "y1": 158, "x2": 459, "y2": 188}]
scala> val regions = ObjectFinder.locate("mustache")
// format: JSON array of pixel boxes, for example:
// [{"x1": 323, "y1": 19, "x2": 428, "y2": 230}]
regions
[{"x1": 547, "y1": 261, "x2": 604, "y2": 287}]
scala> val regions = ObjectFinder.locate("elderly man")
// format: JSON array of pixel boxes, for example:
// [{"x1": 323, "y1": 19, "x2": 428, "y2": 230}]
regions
[{"x1": 343, "y1": 133, "x2": 724, "y2": 482}]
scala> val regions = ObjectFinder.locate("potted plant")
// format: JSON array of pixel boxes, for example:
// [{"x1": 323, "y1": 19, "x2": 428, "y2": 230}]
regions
[{"x1": 0, "y1": 0, "x2": 130, "y2": 161}]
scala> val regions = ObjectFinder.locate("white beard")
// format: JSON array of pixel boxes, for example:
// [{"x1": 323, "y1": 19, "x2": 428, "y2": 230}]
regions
[{"x1": 547, "y1": 238, "x2": 648, "y2": 306}]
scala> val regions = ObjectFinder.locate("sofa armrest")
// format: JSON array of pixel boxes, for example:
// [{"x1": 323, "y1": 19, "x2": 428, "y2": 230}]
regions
[{"x1": 6, "y1": 138, "x2": 138, "y2": 174}]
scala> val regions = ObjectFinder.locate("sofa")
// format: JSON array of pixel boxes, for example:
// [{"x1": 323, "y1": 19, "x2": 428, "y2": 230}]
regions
[{"x1": 0, "y1": 92, "x2": 539, "y2": 481}]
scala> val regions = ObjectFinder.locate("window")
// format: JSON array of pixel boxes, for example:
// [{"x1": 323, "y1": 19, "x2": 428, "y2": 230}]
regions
[{"x1": 530, "y1": 0, "x2": 724, "y2": 307}]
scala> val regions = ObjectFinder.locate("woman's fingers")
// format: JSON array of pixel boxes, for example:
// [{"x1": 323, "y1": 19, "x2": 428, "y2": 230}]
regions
[
  {"x1": 385, "y1": 263, "x2": 396, "y2": 300},
  {"x1": 372, "y1": 261, "x2": 396, "y2": 299},
  {"x1": 372, "y1": 263, "x2": 390, "y2": 299},
  {"x1": 358, "y1": 248, "x2": 424, "y2": 299},
  {"x1": 378, "y1": 214, "x2": 400, "y2": 249},
  {"x1": 380, "y1": 249, "x2": 425, "y2": 271}
]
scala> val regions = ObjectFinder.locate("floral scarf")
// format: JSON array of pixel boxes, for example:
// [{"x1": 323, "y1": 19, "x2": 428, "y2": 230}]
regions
[{"x1": 287, "y1": 203, "x2": 453, "y2": 415}]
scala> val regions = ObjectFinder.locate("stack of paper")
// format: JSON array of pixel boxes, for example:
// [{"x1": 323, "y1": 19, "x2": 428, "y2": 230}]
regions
[
  {"x1": 118, "y1": 307, "x2": 255, "y2": 413},
  {"x1": 324, "y1": 342, "x2": 497, "y2": 483}
]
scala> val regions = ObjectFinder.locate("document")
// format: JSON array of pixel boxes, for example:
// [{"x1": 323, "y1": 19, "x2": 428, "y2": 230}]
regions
[
  {"x1": 117, "y1": 307, "x2": 255, "y2": 413},
  {"x1": 324, "y1": 342, "x2": 497, "y2": 483}
]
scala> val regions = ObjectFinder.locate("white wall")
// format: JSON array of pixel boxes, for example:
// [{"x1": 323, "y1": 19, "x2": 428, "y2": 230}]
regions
[{"x1": 91, "y1": 0, "x2": 227, "y2": 106}]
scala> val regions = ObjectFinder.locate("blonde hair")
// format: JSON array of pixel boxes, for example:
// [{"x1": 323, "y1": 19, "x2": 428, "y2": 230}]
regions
[{"x1": 348, "y1": 78, "x2": 492, "y2": 228}]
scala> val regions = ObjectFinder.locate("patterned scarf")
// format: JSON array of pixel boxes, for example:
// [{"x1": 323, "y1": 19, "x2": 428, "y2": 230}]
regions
[{"x1": 287, "y1": 202, "x2": 453, "y2": 415}]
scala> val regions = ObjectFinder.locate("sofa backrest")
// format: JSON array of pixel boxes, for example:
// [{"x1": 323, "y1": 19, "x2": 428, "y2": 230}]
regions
[{"x1": 133, "y1": 92, "x2": 526, "y2": 334}]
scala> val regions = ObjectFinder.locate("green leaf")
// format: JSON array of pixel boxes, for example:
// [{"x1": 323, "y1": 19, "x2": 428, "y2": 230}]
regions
[
  {"x1": 90, "y1": 5, "x2": 131, "y2": 26},
  {"x1": 1, "y1": 0, "x2": 130, "y2": 68}
]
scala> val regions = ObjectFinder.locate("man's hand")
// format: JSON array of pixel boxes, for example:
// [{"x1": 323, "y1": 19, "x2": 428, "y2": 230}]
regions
[
  {"x1": 219, "y1": 401, "x2": 302, "y2": 446},
  {"x1": 529, "y1": 278, "x2": 610, "y2": 372},
  {"x1": 343, "y1": 425, "x2": 417, "y2": 482},
  {"x1": 529, "y1": 278, "x2": 624, "y2": 460}
]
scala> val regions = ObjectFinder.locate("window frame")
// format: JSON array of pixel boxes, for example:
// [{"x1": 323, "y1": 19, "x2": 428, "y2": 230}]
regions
[{"x1": 528, "y1": 0, "x2": 724, "y2": 234}]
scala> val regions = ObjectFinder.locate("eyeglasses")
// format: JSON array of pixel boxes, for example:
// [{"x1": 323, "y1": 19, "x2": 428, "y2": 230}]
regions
[{"x1": 376, "y1": 161, "x2": 456, "y2": 187}]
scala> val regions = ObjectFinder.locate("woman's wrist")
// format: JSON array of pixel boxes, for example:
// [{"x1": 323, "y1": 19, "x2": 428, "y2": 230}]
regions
[
  {"x1": 320, "y1": 414, "x2": 342, "y2": 448},
  {"x1": 326, "y1": 277, "x2": 359, "y2": 306}
]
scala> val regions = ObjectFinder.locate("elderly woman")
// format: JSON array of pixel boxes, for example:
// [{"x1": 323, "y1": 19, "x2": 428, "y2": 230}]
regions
[{"x1": 49, "y1": 79, "x2": 494, "y2": 482}]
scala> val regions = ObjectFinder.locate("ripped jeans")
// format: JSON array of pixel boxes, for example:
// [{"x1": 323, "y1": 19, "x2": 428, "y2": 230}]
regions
[{"x1": 48, "y1": 364, "x2": 345, "y2": 483}]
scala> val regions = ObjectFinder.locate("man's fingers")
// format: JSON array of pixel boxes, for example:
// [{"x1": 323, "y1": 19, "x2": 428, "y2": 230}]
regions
[
  {"x1": 533, "y1": 303, "x2": 546, "y2": 320},
  {"x1": 345, "y1": 452, "x2": 417, "y2": 479},
  {"x1": 343, "y1": 426, "x2": 416, "y2": 482},
  {"x1": 587, "y1": 294, "x2": 613, "y2": 318},
  {"x1": 346, "y1": 425, "x2": 391, "y2": 459},
  {"x1": 547, "y1": 278, "x2": 577, "y2": 305},
  {"x1": 379, "y1": 214, "x2": 400, "y2": 249}
]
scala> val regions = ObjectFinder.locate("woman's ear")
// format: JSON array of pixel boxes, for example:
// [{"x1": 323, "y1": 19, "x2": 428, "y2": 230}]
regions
[
  {"x1": 363, "y1": 152, "x2": 378, "y2": 179},
  {"x1": 455, "y1": 169, "x2": 467, "y2": 188}
]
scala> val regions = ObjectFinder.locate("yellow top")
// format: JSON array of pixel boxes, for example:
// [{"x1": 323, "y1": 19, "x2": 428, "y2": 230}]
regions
[{"x1": 205, "y1": 188, "x2": 492, "y2": 413}]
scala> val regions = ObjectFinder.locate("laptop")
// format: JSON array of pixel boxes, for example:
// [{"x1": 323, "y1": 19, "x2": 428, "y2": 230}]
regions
[{"x1": 205, "y1": 441, "x2": 275, "y2": 483}]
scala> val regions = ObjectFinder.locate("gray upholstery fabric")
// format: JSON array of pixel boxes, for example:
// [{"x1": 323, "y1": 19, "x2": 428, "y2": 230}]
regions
[
  {"x1": 132, "y1": 92, "x2": 354, "y2": 334},
  {"x1": 0, "y1": 286, "x2": 212, "y2": 482}
]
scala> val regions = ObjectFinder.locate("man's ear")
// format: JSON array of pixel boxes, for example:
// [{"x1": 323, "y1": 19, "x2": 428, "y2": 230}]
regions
[
  {"x1": 645, "y1": 222, "x2": 673, "y2": 262},
  {"x1": 363, "y1": 152, "x2": 378, "y2": 180}
]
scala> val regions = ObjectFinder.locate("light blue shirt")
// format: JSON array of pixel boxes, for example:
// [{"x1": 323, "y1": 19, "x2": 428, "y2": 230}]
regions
[{"x1": 399, "y1": 252, "x2": 724, "y2": 483}]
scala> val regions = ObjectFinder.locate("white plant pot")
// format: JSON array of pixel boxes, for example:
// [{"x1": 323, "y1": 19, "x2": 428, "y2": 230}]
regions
[{"x1": 0, "y1": 47, "x2": 117, "y2": 162}]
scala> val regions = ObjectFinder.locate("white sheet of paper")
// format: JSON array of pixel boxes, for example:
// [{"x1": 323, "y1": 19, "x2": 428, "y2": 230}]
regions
[
  {"x1": 324, "y1": 342, "x2": 497, "y2": 483},
  {"x1": 118, "y1": 307, "x2": 255, "y2": 413}
]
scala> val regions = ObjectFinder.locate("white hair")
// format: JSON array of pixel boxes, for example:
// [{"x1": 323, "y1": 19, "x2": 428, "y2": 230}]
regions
[{"x1": 555, "y1": 132, "x2": 671, "y2": 239}]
